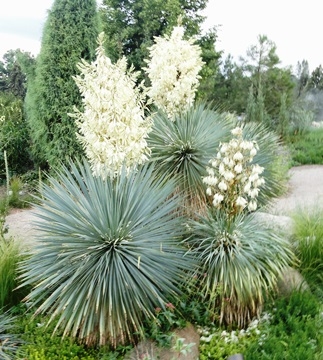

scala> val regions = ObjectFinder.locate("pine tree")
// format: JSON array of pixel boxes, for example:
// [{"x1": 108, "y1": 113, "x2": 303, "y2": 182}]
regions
[{"x1": 25, "y1": 0, "x2": 100, "y2": 169}]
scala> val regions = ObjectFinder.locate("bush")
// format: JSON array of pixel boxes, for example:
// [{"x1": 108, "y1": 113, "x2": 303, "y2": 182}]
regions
[
  {"x1": 245, "y1": 291, "x2": 323, "y2": 360},
  {"x1": 0, "y1": 93, "x2": 33, "y2": 179},
  {"x1": 19, "y1": 160, "x2": 191, "y2": 347},
  {"x1": 287, "y1": 128, "x2": 323, "y2": 165}
]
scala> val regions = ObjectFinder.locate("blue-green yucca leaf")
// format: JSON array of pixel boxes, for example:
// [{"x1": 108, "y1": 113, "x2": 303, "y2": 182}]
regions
[
  {"x1": 0, "y1": 310, "x2": 22, "y2": 359},
  {"x1": 19, "y1": 160, "x2": 191, "y2": 347},
  {"x1": 185, "y1": 210, "x2": 295, "y2": 327},
  {"x1": 148, "y1": 103, "x2": 232, "y2": 205}
]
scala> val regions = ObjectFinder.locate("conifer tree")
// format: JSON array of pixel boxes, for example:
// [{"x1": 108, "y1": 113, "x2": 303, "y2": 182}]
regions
[{"x1": 25, "y1": 0, "x2": 100, "y2": 168}]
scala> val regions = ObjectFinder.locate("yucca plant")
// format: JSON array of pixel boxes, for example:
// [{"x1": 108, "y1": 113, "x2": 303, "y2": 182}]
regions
[
  {"x1": 0, "y1": 311, "x2": 21, "y2": 360},
  {"x1": 185, "y1": 210, "x2": 295, "y2": 327},
  {"x1": 19, "y1": 161, "x2": 191, "y2": 347},
  {"x1": 147, "y1": 103, "x2": 232, "y2": 212}
]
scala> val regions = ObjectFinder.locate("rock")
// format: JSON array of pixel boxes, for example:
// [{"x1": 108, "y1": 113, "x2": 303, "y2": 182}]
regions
[
  {"x1": 251, "y1": 212, "x2": 294, "y2": 235},
  {"x1": 125, "y1": 323, "x2": 200, "y2": 360},
  {"x1": 277, "y1": 266, "x2": 310, "y2": 296}
]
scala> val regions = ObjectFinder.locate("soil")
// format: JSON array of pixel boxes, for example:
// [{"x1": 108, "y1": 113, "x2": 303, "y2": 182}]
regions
[{"x1": 4, "y1": 165, "x2": 323, "y2": 250}]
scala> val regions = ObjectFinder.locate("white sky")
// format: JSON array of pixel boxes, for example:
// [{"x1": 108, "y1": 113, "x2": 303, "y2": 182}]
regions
[{"x1": 0, "y1": 0, "x2": 322, "y2": 73}]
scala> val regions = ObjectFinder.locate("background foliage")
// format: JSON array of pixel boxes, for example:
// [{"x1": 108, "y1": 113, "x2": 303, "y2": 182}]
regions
[{"x1": 24, "y1": 0, "x2": 100, "y2": 169}]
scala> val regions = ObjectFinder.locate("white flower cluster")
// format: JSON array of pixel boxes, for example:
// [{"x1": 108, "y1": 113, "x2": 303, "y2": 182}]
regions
[
  {"x1": 198, "y1": 312, "x2": 272, "y2": 344},
  {"x1": 144, "y1": 25, "x2": 204, "y2": 119},
  {"x1": 203, "y1": 127, "x2": 265, "y2": 214},
  {"x1": 70, "y1": 33, "x2": 151, "y2": 179}
]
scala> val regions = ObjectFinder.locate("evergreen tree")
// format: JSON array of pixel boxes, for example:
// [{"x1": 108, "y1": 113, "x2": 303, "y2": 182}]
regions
[
  {"x1": 245, "y1": 84, "x2": 256, "y2": 122},
  {"x1": 25, "y1": 0, "x2": 100, "y2": 169},
  {"x1": 277, "y1": 92, "x2": 289, "y2": 138},
  {"x1": 0, "y1": 49, "x2": 34, "y2": 99}
]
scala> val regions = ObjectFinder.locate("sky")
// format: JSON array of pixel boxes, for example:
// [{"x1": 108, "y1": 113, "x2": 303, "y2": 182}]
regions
[{"x1": 0, "y1": 0, "x2": 322, "y2": 73}]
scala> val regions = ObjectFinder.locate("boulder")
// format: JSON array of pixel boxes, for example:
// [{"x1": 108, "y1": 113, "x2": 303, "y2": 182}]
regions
[
  {"x1": 277, "y1": 266, "x2": 310, "y2": 296},
  {"x1": 125, "y1": 323, "x2": 200, "y2": 360}
]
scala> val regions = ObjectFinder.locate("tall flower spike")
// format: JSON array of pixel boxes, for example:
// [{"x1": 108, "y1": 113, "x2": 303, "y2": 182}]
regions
[
  {"x1": 203, "y1": 126, "x2": 265, "y2": 217},
  {"x1": 69, "y1": 32, "x2": 151, "y2": 179},
  {"x1": 144, "y1": 25, "x2": 204, "y2": 119}
]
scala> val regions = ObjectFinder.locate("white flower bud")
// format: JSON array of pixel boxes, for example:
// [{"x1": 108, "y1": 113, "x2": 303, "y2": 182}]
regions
[
  {"x1": 231, "y1": 127, "x2": 243, "y2": 136},
  {"x1": 213, "y1": 193, "x2": 224, "y2": 206},
  {"x1": 233, "y1": 152, "x2": 243, "y2": 161},
  {"x1": 248, "y1": 200, "x2": 257, "y2": 212},
  {"x1": 234, "y1": 163, "x2": 243, "y2": 174},
  {"x1": 218, "y1": 181, "x2": 228, "y2": 191},
  {"x1": 250, "y1": 147, "x2": 257, "y2": 157},
  {"x1": 224, "y1": 171, "x2": 235, "y2": 182},
  {"x1": 236, "y1": 196, "x2": 247, "y2": 208},
  {"x1": 248, "y1": 188, "x2": 259, "y2": 198}
]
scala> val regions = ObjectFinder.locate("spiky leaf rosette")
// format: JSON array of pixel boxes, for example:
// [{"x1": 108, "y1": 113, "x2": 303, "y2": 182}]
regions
[
  {"x1": 147, "y1": 103, "x2": 232, "y2": 211},
  {"x1": 185, "y1": 210, "x2": 294, "y2": 327},
  {"x1": 19, "y1": 161, "x2": 190, "y2": 347}
]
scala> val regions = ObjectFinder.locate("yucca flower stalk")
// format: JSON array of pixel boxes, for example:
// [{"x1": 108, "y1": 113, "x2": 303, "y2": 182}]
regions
[
  {"x1": 19, "y1": 161, "x2": 191, "y2": 348},
  {"x1": 69, "y1": 33, "x2": 151, "y2": 179},
  {"x1": 144, "y1": 23, "x2": 204, "y2": 119},
  {"x1": 203, "y1": 126, "x2": 265, "y2": 218}
]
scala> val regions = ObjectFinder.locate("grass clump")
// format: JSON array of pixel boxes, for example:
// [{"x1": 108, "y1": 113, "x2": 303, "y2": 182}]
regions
[
  {"x1": 0, "y1": 240, "x2": 21, "y2": 310},
  {"x1": 291, "y1": 208, "x2": 323, "y2": 297}
]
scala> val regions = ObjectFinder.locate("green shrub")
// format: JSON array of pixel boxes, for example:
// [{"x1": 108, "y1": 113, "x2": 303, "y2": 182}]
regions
[
  {"x1": 19, "y1": 161, "x2": 191, "y2": 348},
  {"x1": 0, "y1": 93, "x2": 33, "y2": 178},
  {"x1": 287, "y1": 128, "x2": 323, "y2": 165},
  {"x1": 245, "y1": 291, "x2": 323, "y2": 360}
]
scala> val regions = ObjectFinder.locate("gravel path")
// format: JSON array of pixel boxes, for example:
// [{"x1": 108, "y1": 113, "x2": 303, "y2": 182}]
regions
[
  {"x1": 268, "y1": 165, "x2": 323, "y2": 215},
  {"x1": 4, "y1": 165, "x2": 323, "y2": 249}
]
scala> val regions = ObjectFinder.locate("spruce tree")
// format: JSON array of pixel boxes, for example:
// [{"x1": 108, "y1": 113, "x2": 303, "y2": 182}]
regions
[{"x1": 25, "y1": 0, "x2": 100, "y2": 169}]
